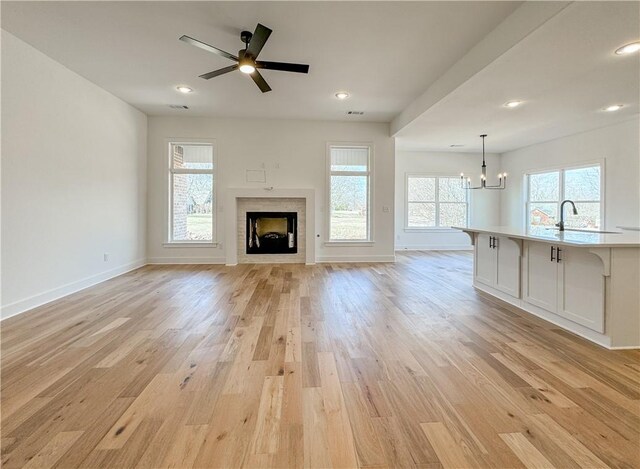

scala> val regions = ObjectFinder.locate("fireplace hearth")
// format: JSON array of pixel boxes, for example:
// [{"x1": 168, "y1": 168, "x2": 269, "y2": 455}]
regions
[{"x1": 246, "y1": 212, "x2": 297, "y2": 254}]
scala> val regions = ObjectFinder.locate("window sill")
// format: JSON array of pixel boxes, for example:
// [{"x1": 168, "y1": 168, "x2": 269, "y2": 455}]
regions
[
  {"x1": 163, "y1": 242, "x2": 218, "y2": 248},
  {"x1": 324, "y1": 241, "x2": 374, "y2": 247},
  {"x1": 403, "y1": 227, "x2": 465, "y2": 233}
]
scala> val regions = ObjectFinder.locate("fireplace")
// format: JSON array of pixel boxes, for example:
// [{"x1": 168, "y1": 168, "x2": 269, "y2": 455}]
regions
[{"x1": 246, "y1": 212, "x2": 297, "y2": 254}]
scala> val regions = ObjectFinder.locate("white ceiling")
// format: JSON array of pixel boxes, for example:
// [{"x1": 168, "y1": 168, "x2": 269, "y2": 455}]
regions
[
  {"x1": 395, "y1": 1, "x2": 640, "y2": 153},
  {"x1": 0, "y1": 1, "x2": 520, "y2": 122}
]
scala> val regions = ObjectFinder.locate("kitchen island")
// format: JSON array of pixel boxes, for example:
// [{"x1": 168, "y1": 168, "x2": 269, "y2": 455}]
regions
[{"x1": 454, "y1": 226, "x2": 640, "y2": 349}]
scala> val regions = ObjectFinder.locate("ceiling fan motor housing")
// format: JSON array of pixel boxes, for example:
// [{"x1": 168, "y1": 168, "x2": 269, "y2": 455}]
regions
[{"x1": 240, "y1": 30, "x2": 253, "y2": 46}]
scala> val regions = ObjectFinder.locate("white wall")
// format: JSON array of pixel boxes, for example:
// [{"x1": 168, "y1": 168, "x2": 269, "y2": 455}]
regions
[
  {"x1": 1, "y1": 31, "x2": 148, "y2": 319},
  {"x1": 500, "y1": 118, "x2": 640, "y2": 230},
  {"x1": 395, "y1": 150, "x2": 502, "y2": 249},
  {"x1": 147, "y1": 117, "x2": 395, "y2": 263}
]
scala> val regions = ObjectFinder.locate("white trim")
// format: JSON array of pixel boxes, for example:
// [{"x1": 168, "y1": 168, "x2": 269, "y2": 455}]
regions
[
  {"x1": 316, "y1": 255, "x2": 396, "y2": 263},
  {"x1": 396, "y1": 245, "x2": 473, "y2": 251},
  {"x1": 403, "y1": 228, "x2": 462, "y2": 233},
  {"x1": 473, "y1": 282, "x2": 616, "y2": 349},
  {"x1": 165, "y1": 138, "x2": 218, "y2": 244},
  {"x1": 324, "y1": 241, "x2": 374, "y2": 247},
  {"x1": 147, "y1": 257, "x2": 226, "y2": 265},
  {"x1": 524, "y1": 159, "x2": 605, "y2": 230},
  {"x1": 326, "y1": 142, "x2": 374, "y2": 243},
  {"x1": 162, "y1": 242, "x2": 218, "y2": 248},
  {"x1": 1, "y1": 259, "x2": 146, "y2": 321},
  {"x1": 404, "y1": 173, "x2": 469, "y2": 229}
]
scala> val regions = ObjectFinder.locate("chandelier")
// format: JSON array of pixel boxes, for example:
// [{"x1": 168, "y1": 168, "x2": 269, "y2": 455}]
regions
[{"x1": 460, "y1": 134, "x2": 506, "y2": 190}]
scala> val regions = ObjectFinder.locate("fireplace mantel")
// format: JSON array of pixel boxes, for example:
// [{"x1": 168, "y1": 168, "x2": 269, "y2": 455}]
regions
[{"x1": 224, "y1": 188, "x2": 316, "y2": 265}]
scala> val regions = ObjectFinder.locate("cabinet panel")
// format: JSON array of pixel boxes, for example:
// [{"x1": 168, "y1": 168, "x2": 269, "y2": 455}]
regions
[
  {"x1": 475, "y1": 234, "x2": 496, "y2": 286},
  {"x1": 558, "y1": 247, "x2": 605, "y2": 333},
  {"x1": 495, "y1": 237, "x2": 520, "y2": 298},
  {"x1": 524, "y1": 242, "x2": 557, "y2": 312}
]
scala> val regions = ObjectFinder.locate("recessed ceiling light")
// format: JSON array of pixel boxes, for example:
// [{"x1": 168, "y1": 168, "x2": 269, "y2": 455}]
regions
[
  {"x1": 615, "y1": 42, "x2": 640, "y2": 55},
  {"x1": 176, "y1": 86, "x2": 193, "y2": 94},
  {"x1": 335, "y1": 91, "x2": 350, "y2": 100},
  {"x1": 604, "y1": 104, "x2": 624, "y2": 112},
  {"x1": 504, "y1": 100, "x2": 523, "y2": 108}
]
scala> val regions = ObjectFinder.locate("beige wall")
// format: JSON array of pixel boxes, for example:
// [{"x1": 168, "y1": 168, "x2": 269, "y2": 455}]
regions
[
  {"x1": 146, "y1": 116, "x2": 395, "y2": 263},
  {"x1": 1, "y1": 31, "x2": 148, "y2": 318},
  {"x1": 499, "y1": 118, "x2": 640, "y2": 230}
]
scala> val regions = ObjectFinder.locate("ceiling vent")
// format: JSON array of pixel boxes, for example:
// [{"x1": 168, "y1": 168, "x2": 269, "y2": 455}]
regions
[
  {"x1": 346, "y1": 111, "x2": 364, "y2": 115},
  {"x1": 168, "y1": 104, "x2": 189, "y2": 110}
]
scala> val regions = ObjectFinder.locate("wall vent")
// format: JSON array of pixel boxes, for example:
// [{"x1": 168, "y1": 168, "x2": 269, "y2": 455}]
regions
[
  {"x1": 346, "y1": 111, "x2": 364, "y2": 115},
  {"x1": 168, "y1": 104, "x2": 189, "y2": 110},
  {"x1": 449, "y1": 144, "x2": 465, "y2": 148}
]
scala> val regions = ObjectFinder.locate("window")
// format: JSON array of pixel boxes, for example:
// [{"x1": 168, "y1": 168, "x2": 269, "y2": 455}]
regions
[
  {"x1": 406, "y1": 175, "x2": 468, "y2": 228},
  {"x1": 527, "y1": 163, "x2": 602, "y2": 230},
  {"x1": 168, "y1": 142, "x2": 215, "y2": 243},
  {"x1": 328, "y1": 145, "x2": 372, "y2": 241}
]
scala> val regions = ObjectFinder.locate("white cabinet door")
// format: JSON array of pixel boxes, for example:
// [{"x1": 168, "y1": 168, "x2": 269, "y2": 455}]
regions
[
  {"x1": 495, "y1": 236, "x2": 521, "y2": 298},
  {"x1": 557, "y1": 246, "x2": 605, "y2": 333},
  {"x1": 524, "y1": 241, "x2": 558, "y2": 312},
  {"x1": 475, "y1": 234, "x2": 496, "y2": 286}
]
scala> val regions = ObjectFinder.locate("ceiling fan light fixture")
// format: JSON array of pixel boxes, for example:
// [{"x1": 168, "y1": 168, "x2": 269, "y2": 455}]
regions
[
  {"x1": 615, "y1": 42, "x2": 640, "y2": 55},
  {"x1": 176, "y1": 86, "x2": 193, "y2": 93},
  {"x1": 239, "y1": 63, "x2": 256, "y2": 74}
]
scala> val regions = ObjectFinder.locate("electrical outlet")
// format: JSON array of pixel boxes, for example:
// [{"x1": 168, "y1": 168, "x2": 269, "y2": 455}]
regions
[
  {"x1": 103, "y1": 253, "x2": 110, "y2": 262},
  {"x1": 382, "y1": 206, "x2": 390, "y2": 213}
]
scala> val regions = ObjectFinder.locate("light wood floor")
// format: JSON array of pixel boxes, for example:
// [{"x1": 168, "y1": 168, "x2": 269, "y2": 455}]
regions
[{"x1": 2, "y1": 251, "x2": 639, "y2": 468}]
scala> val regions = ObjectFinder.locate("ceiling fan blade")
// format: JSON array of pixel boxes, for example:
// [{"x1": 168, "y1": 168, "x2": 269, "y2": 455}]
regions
[
  {"x1": 245, "y1": 23, "x2": 272, "y2": 59},
  {"x1": 256, "y1": 61, "x2": 309, "y2": 74},
  {"x1": 250, "y1": 70, "x2": 272, "y2": 93},
  {"x1": 199, "y1": 64, "x2": 238, "y2": 80},
  {"x1": 179, "y1": 35, "x2": 238, "y2": 61}
]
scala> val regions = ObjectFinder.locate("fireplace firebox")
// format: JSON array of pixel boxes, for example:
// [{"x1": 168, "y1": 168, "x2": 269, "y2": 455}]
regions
[{"x1": 246, "y1": 212, "x2": 297, "y2": 254}]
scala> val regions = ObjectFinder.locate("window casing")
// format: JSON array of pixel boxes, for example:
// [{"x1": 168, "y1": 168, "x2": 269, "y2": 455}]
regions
[
  {"x1": 327, "y1": 144, "x2": 372, "y2": 242},
  {"x1": 526, "y1": 162, "x2": 603, "y2": 231},
  {"x1": 168, "y1": 141, "x2": 216, "y2": 244},
  {"x1": 406, "y1": 175, "x2": 468, "y2": 229}
]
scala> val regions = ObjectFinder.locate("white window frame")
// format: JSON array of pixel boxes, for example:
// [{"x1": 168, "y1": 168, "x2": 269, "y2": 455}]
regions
[
  {"x1": 165, "y1": 138, "x2": 217, "y2": 246},
  {"x1": 524, "y1": 159, "x2": 605, "y2": 231},
  {"x1": 326, "y1": 143, "x2": 374, "y2": 245},
  {"x1": 404, "y1": 173, "x2": 469, "y2": 231}
]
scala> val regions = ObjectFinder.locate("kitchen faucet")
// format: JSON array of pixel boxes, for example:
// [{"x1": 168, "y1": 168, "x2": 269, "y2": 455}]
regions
[{"x1": 556, "y1": 200, "x2": 578, "y2": 231}]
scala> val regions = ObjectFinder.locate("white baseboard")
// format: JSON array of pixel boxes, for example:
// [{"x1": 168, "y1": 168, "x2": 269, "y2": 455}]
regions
[
  {"x1": 1, "y1": 259, "x2": 147, "y2": 321},
  {"x1": 395, "y1": 245, "x2": 473, "y2": 251},
  {"x1": 473, "y1": 282, "x2": 617, "y2": 350},
  {"x1": 147, "y1": 257, "x2": 227, "y2": 265},
  {"x1": 316, "y1": 255, "x2": 396, "y2": 263}
]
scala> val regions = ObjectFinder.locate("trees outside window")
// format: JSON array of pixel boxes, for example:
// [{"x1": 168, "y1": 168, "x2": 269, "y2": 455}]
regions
[
  {"x1": 527, "y1": 164, "x2": 601, "y2": 230},
  {"x1": 169, "y1": 143, "x2": 215, "y2": 243}
]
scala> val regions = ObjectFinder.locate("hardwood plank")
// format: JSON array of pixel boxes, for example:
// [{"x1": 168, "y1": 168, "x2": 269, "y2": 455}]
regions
[
  {"x1": 499, "y1": 432, "x2": 556, "y2": 469},
  {"x1": 1, "y1": 253, "x2": 637, "y2": 468},
  {"x1": 22, "y1": 431, "x2": 83, "y2": 469},
  {"x1": 421, "y1": 422, "x2": 473, "y2": 469}
]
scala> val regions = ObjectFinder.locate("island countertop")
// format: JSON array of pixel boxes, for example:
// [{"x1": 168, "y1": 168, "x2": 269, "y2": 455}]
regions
[{"x1": 453, "y1": 225, "x2": 640, "y2": 248}]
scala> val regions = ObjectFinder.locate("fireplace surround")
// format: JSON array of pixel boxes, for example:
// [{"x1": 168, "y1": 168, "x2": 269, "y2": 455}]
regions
[{"x1": 224, "y1": 188, "x2": 315, "y2": 265}]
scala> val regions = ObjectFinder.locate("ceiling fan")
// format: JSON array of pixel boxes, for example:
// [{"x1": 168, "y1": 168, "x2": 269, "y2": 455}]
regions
[{"x1": 179, "y1": 23, "x2": 310, "y2": 93}]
